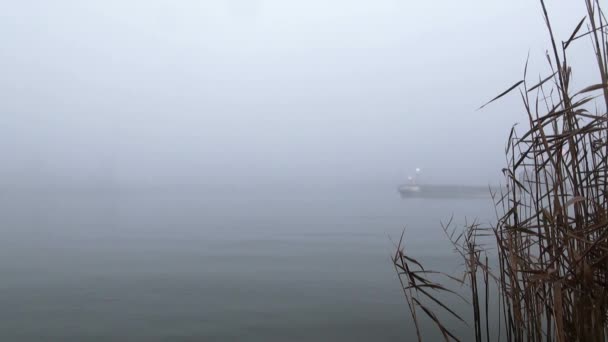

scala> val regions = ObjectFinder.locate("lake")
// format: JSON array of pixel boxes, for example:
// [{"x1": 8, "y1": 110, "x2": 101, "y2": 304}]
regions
[{"x1": 0, "y1": 184, "x2": 496, "y2": 341}]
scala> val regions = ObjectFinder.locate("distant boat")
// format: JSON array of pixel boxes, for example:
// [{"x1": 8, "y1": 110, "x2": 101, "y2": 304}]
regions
[
  {"x1": 398, "y1": 184, "x2": 496, "y2": 199},
  {"x1": 397, "y1": 168, "x2": 496, "y2": 199}
]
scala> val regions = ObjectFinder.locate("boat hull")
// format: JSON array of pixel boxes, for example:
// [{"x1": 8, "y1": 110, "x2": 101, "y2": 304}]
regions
[{"x1": 397, "y1": 184, "x2": 497, "y2": 199}]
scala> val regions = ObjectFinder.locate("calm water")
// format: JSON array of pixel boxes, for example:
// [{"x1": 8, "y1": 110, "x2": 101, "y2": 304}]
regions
[{"x1": 0, "y1": 184, "x2": 495, "y2": 341}]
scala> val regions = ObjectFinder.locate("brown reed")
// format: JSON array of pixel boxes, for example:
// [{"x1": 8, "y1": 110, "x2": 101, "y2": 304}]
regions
[{"x1": 394, "y1": 1, "x2": 608, "y2": 340}]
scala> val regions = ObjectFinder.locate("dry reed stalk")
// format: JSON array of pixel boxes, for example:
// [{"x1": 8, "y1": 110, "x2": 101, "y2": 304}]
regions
[{"x1": 394, "y1": 1, "x2": 608, "y2": 340}]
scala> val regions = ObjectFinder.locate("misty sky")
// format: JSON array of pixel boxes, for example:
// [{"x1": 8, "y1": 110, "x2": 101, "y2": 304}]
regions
[{"x1": 0, "y1": 0, "x2": 592, "y2": 187}]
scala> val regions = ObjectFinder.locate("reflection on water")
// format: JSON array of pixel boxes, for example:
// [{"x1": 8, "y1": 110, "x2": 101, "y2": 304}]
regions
[{"x1": 0, "y1": 185, "x2": 495, "y2": 341}]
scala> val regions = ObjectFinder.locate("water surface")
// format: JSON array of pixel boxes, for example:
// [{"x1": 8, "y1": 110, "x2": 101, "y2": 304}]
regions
[{"x1": 0, "y1": 184, "x2": 495, "y2": 341}]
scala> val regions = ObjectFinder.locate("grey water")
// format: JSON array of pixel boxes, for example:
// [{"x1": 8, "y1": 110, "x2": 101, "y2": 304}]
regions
[{"x1": 0, "y1": 184, "x2": 496, "y2": 341}]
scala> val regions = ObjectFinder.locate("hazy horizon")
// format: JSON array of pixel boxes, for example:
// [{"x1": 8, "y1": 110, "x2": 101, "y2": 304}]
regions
[{"x1": 0, "y1": 1, "x2": 593, "y2": 188}]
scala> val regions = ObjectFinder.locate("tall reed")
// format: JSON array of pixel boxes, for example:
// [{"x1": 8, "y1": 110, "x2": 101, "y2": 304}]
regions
[{"x1": 394, "y1": 1, "x2": 608, "y2": 340}]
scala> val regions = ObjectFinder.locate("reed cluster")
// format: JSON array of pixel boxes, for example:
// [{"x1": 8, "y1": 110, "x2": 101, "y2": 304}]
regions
[{"x1": 394, "y1": 1, "x2": 608, "y2": 340}]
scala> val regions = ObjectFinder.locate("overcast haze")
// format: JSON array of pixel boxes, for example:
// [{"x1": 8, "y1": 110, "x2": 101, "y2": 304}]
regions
[
  {"x1": 0, "y1": 2, "x2": 601, "y2": 340},
  {"x1": 0, "y1": 0, "x2": 590, "y2": 187}
]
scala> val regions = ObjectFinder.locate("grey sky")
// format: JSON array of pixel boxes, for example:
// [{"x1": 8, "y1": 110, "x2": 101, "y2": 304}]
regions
[{"x1": 0, "y1": 0, "x2": 591, "y2": 187}]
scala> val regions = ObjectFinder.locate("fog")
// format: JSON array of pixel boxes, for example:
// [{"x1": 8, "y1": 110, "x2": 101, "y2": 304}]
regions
[
  {"x1": 0, "y1": 0, "x2": 590, "y2": 188},
  {"x1": 2, "y1": 1, "x2": 600, "y2": 341}
]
